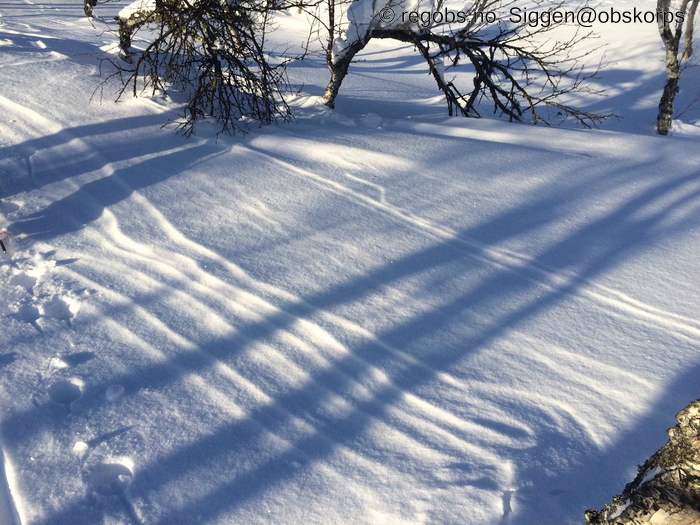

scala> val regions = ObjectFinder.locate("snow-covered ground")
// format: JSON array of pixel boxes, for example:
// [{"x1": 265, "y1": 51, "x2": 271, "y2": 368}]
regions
[{"x1": 1, "y1": 1, "x2": 700, "y2": 524}]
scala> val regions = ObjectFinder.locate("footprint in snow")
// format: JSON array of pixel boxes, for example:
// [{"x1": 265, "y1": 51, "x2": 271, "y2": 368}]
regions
[
  {"x1": 61, "y1": 351, "x2": 95, "y2": 367},
  {"x1": 13, "y1": 302, "x2": 41, "y2": 330},
  {"x1": 40, "y1": 294, "x2": 81, "y2": 323},
  {"x1": 47, "y1": 377, "x2": 84, "y2": 406},
  {"x1": 5, "y1": 251, "x2": 53, "y2": 295},
  {"x1": 84, "y1": 458, "x2": 142, "y2": 523},
  {"x1": 86, "y1": 458, "x2": 134, "y2": 496},
  {"x1": 10, "y1": 271, "x2": 38, "y2": 291},
  {"x1": 47, "y1": 352, "x2": 95, "y2": 379},
  {"x1": 105, "y1": 384, "x2": 125, "y2": 402}
]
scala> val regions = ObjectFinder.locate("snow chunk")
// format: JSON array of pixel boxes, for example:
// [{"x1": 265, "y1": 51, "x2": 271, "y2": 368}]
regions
[{"x1": 71, "y1": 441, "x2": 89, "y2": 459}]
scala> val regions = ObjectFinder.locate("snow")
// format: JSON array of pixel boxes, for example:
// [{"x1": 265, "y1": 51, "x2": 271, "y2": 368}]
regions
[
  {"x1": 1, "y1": 1, "x2": 700, "y2": 524},
  {"x1": 639, "y1": 466, "x2": 664, "y2": 487},
  {"x1": 608, "y1": 498, "x2": 631, "y2": 520},
  {"x1": 118, "y1": 0, "x2": 156, "y2": 20},
  {"x1": 333, "y1": 0, "x2": 439, "y2": 61}
]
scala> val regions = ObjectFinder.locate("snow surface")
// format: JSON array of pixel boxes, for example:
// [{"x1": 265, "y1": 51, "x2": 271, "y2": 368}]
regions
[{"x1": 1, "y1": 0, "x2": 700, "y2": 524}]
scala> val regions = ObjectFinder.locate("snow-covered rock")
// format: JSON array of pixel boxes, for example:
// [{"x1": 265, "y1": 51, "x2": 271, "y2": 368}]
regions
[{"x1": 586, "y1": 400, "x2": 700, "y2": 525}]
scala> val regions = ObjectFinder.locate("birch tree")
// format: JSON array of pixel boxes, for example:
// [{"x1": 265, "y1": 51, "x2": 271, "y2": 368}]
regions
[
  {"x1": 657, "y1": 0, "x2": 699, "y2": 135},
  {"x1": 322, "y1": 0, "x2": 604, "y2": 126}
]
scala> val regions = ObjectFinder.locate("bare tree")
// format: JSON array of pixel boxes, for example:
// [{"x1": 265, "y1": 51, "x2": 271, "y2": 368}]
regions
[
  {"x1": 97, "y1": 0, "x2": 293, "y2": 133},
  {"x1": 322, "y1": 0, "x2": 605, "y2": 126},
  {"x1": 88, "y1": 0, "x2": 606, "y2": 132},
  {"x1": 657, "y1": 0, "x2": 699, "y2": 135}
]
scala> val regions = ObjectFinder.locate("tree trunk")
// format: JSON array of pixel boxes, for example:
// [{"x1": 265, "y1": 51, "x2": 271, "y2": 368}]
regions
[
  {"x1": 656, "y1": 0, "x2": 692, "y2": 135},
  {"x1": 682, "y1": 0, "x2": 700, "y2": 60},
  {"x1": 657, "y1": 54, "x2": 680, "y2": 135},
  {"x1": 84, "y1": 0, "x2": 97, "y2": 17},
  {"x1": 323, "y1": 41, "x2": 367, "y2": 108},
  {"x1": 118, "y1": 17, "x2": 133, "y2": 58}
]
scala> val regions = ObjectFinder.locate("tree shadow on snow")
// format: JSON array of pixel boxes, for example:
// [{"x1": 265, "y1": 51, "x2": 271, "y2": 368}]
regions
[{"x1": 2, "y1": 124, "x2": 698, "y2": 524}]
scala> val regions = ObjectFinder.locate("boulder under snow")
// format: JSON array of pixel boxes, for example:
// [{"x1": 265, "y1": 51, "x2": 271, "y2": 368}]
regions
[{"x1": 585, "y1": 400, "x2": 700, "y2": 525}]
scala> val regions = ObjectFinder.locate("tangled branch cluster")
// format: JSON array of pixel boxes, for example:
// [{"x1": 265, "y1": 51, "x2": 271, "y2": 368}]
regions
[
  {"x1": 107, "y1": 0, "x2": 291, "y2": 133},
  {"x1": 324, "y1": 0, "x2": 605, "y2": 127}
]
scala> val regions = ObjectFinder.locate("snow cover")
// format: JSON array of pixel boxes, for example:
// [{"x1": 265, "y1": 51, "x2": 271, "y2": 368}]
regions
[
  {"x1": 1, "y1": 0, "x2": 700, "y2": 524},
  {"x1": 118, "y1": 0, "x2": 156, "y2": 21},
  {"x1": 333, "y1": 0, "x2": 432, "y2": 61}
]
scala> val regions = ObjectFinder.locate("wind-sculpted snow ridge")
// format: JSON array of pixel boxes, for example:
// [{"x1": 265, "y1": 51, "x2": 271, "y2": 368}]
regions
[{"x1": 1, "y1": 0, "x2": 700, "y2": 523}]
